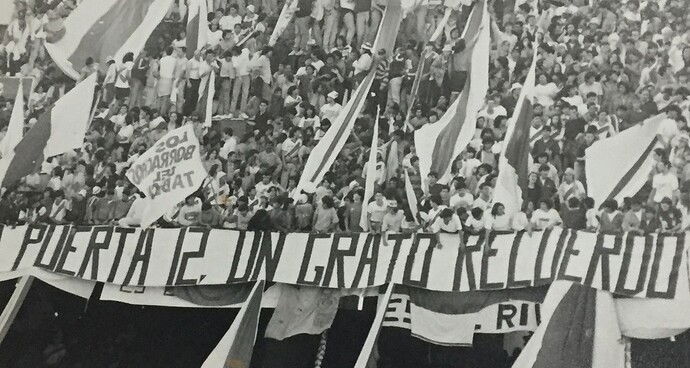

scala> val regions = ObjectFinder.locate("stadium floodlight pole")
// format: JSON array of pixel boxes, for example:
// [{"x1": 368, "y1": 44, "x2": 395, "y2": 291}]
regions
[{"x1": 0, "y1": 275, "x2": 34, "y2": 345}]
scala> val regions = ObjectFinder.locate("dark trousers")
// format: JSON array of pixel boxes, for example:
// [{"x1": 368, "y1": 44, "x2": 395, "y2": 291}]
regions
[{"x1": 182, "y1": 78, "x2": 201, "y2": 116}]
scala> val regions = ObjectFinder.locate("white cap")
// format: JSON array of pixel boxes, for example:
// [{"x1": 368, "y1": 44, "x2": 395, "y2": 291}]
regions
[
  {"x1": 327, "y1": 91, "x2": 338, "y2": 99},
  {"x1": 247, "y1": 4, "x2": 255, "y2": 12},
  {"x1": 78, "y1": 189, "x2": 87, "y2": 197},
  {"x1": 92, "y1": 186, "x2": 101, "y2": 195}
]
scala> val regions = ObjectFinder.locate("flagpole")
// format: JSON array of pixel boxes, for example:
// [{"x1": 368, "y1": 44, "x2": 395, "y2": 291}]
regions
[
  {"x1": 353, "y1": 282, "x2": 395, "y2": 368},
  {"x1": 0, "y1": 275, "x2": 35, "y2": 344},
  {"x1": 86, "y1": 88, "x2": 103, "y2": 131}
]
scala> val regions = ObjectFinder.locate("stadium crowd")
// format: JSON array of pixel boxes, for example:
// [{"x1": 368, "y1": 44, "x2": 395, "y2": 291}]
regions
[
  {"x1": 1, "y1": 1, "x2": 690, "y2": 367},
  {"x1": 0, "y1": 0, "x2": 690, "y2": 237}
]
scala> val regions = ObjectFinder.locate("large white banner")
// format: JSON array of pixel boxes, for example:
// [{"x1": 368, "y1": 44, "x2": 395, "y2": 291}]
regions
[
  {"x1": 1, "y1": 225, "x2": 686, "y2": 299},
  {"x1": 126, "y1": 124, "x2": 207, "y2": 227}
]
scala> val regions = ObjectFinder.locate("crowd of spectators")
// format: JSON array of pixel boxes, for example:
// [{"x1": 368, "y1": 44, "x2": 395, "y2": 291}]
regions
[{"x1": 0, "y1": 0, "x2": 689, "y2": 238}]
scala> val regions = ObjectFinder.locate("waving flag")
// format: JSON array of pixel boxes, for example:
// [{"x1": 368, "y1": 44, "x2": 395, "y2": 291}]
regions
[
  {"x1": 414, "y1": 0, "x2": 490, "y2": 186},
  {"x1": 360, "y1": 109, "x2": 380, "y2": 230},
  {"x1": 201, "y1": 280, "x2": 264, "y2": 368},
  {"x1": 45, "y1": 0, "x2": 174, "y2": 80},
  {"x1": 492, "y1": 43, "x2": 538, "y2": 217},
  {"x1": 294, "y1": 1, "x2": 403, "y2": 196},
  {"x1": 512, "y1": 281, "x2": 626, "y2": 368},
  {"x1": 269, "y1": 0, "x2": 298, "y2": 46},
  {"x1": 2, "y1": 74, "x2": 97, "y2": 187},
  {"x1": 0, "y1": 81, "x2": 25, "y2": 186},
  {"x1": 585, "y1": 114, "x2": 665, "y2": 206},
  {"x1": 126, "y1": 124, "x2": 207, "y2": 227},
  {"x1": 196, "y1": 70, "x2": 215, "y2": 127},
  {"x1": 186, "y1": 0, "x2": 209, "y2": 59}
]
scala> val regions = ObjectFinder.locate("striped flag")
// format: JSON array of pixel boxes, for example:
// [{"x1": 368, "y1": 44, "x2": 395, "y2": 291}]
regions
[
  {"x1": 2, "y1": 74, "x2": 97, "y2": 187},
  {"x1": 354, "y1": 283, "x2": 395, "y2": 368},
  {"x1": 201, "y1": 280, "x2": 264, "y2": 368},
  {"x1": 585, "y1": 114, "x2": 665, "y2": 206},
  {"x1": 360, "y1": 108, "x2": 380, "y2": 230},
  {"x1": 492, "y1": 43, "x2": 538, "y2": 217},
  {"x1": 45, "y1": 0, "x2": 174, "y2": 80},
  {"x1": 268, "y1": 0, "x2": 298, "y2": 46},
  {"x1": 379, "y1": 286, "x2": 546, "y2": 346},
  {"x1": 186, "y1": 0, "x2": 209, "y2": 59},
  {"x1": 414, "y1": 0, "x2": 490, "y2": 186},
  {"x1": 196, "y1": 70, "x2": 215, "y2": 127},
  {"x1": 0, "y1": 80, "x2": 24, "y2": 159},
  {"x1": 512, "y1": 281, "x2": 626, "y2": 368},
  {"x1": 0, "y1": 80, "x2": 25, "y2": 186},
  {"x1": 403, "y1": 169, "x2": 419, "y2": 224},
  {"x1": 294, "y1": 1, "x2": 403, "y2": 196}
]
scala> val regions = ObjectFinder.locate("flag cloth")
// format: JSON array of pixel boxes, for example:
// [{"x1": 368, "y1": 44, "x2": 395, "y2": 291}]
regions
[
  {"x1": 360, "y1": 109, "x2": 380, "y2": 230},
  {"x1": 0, "y1": 80, "x2": 24, "y2": 159},
  {"x1": 196, "y1": 70, "x2": 215, "y2": 127},
  {"x1": 354, "y1": 283, "x2": 395, "y2": 368},
  {"x1": 45, "y1": 0, "x2": 174, "y2": 80},
  {"x1": 408, "y1": 286, "x2": 546, "y2": 346},
  {"x1": 404, "y1": 169, "x2": 419, "y2": 224},
  {"x1": 512, "y1": 281, "x2": 625, "y2": 368},
  {"x1": 2, "y1": 73, "x2": 97, "y2": 187},
  {"x1": 492, "y1": 43, "x2": 538, "y2": 217},
  {"x1": 414, "y1": 0, "x2": 490, "y2": 185},
  {"x1": 268, "y1": 0, "x2": 298, "y2": 46},
  {"x1": 125, "y1": 124, "x2": 207, "y2": 227},
  {"x1": 585, "y1": 114, "x2": 665, "y2": 206},
  {"x1": 201, "y1": 280, "x2": 264, "y2": 368},
  {"x1": 0, "y1": 81, "x2": 25, "y2": 186},
  {"x1": 186, "y1": 0, "x2": 209, "y2": 59},
  {"x1": 172, "y1": 282, "x2": 254, "y2": 307},
  {"x1": 264, "y1": 285, "x2": 341, "y2": 341},
  {"x1": 294, "y1": 1, "x2": 402, "y2": 196}
]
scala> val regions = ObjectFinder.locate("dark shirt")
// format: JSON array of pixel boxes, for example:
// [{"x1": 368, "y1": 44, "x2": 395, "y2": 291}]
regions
[{"x1": 563, "y1": 117, "x2": 586, "y2": 141}]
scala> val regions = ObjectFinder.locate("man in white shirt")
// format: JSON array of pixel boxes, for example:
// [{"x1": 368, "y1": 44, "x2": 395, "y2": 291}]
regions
[
  {"x1": 430, "y1": 208, "x2": 463, "y2": 233},
  {"x1": 231, "y1": 46, "x2": 251, "y2": 117},
  {"x1": 219, "y1": 4, "x2": 242, "y2": 31},
  {"x1": 320, "y1": 91, "x2": 342, "y2": 122},
  {"x1": 367, "y1": 192, "x2": 387, "y2": 232},
  {"x1": 651, "y1": 161, "x2": 679, "y2": 203},
  {"x1": 251, "y1": 47, "x2": 273, "y2": 100},
  {"x1": 157, "y1": 47, "x2": 177, "y2": 115}
]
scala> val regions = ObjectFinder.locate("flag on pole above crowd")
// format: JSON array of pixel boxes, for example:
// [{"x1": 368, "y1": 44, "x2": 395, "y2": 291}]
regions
[
  {"x1": 585, "y1": 114, "x2": 665, "y2": 206},
  {"x1": 294, "y1": 1, "x2": 403, "y2": 196},
  {"x1": 360, "y1": 108, "x2": 380, "y2": 231},
  {"x1": 492, "y1": 42, "x2": 538, "y2": 217},
  {"x1": 125, "y1": 124, "x2": 207, "y2": 227},
  {"x1": 196, "y1": 70, "x2": 215, "y2": 127},
  {"x1": 45, "y1": 0, "x2": 174, "y2": 80},
  {"x1": 201, "y1": 280, "x2": 264, "y2": 368},
  {"x1": 414, "y1": 0, "x2": 490, "y2": 187},
  {"x1": 0, "y1": 80, "x2": 25, "y2": 186},
  {"x1": 268, "y1": 0, "x2": 298, "y2": 46},
  {"x1": 186, "y1": 0, "x2": 209, "y2": 59},
  {"x1": 1, "y1": 73, "x2": 97, "y2": 188},
  {"x1": 512, "y1": 281, "x2": 626, "y2": 368}
]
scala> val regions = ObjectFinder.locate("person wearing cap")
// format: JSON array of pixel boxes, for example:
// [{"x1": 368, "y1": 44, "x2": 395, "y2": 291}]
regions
[
  {"x1": 381, "y1": 199, "x2": 404, "y2": 232},
  {"x1": 557, "y1": 167, "x2": 585, "y2": 204},
  {"x1": 320, "y1": 91, "x2": 342, "y2": 122},
  {"x1": 352, "y1": 42, "x2": 374, "y2": 78}
]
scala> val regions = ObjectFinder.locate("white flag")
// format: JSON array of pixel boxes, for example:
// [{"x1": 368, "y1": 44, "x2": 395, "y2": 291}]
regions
[{"x1": 126, "y1": 124, "x2": 207, "y2": 227}]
